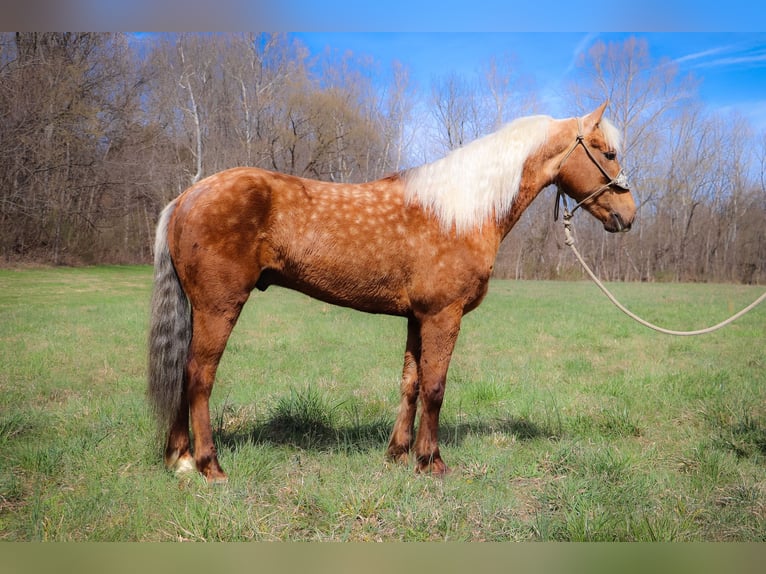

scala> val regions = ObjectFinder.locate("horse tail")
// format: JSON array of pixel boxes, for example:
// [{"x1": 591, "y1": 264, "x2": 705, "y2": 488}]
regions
[{"x1": 147, "y1": 199, "x2": 190, "y2": 436}]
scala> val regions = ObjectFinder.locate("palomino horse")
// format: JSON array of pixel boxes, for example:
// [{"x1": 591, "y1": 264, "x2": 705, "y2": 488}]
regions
[{"x1": 148, "y1": 102, "x2": 636, "y2": 483}]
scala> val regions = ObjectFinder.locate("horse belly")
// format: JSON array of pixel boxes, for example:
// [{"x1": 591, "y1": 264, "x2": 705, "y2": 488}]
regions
[{"x1": 265, "y1": 246, "x2": 413, "y2": 316}]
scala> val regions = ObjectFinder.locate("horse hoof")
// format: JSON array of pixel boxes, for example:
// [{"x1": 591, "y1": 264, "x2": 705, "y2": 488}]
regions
[
  {"x1": 205, "y1": 473, "x2": 228, "y2": 486},
  {"x1": 168, "y1": 453, "x2": 196, "y2": 476},
  {"x1": 416, "y1": 457, "x2": 450, "y2": 476},
  {"x1": 385, "y1": 448, "x2": 411, "y2": 466}
]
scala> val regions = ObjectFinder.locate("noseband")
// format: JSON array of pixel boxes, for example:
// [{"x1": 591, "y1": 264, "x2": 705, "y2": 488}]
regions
[{"x1": 554, "y1": 118, "x2": 630, "y2": 221}]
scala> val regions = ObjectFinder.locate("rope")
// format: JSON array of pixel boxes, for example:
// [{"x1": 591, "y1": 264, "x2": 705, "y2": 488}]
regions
[{"x1": 562, "y1": 215, "x2": 766, "y2": 336}]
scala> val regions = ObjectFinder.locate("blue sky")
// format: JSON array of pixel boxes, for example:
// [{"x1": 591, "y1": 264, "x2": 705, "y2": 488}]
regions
[
  {"x1": 8, "y1": 2, "x2": 764, "y2": 129},
  {"x1": 293, "y1": 33, "x2": 766, "y2": 132},
  {"x1": 15, "y1": 1, "x2": 762, "y2": 33}
]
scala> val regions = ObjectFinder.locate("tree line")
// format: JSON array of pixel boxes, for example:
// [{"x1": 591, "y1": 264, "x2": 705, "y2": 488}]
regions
[{"x1": 1, "y1": 33, "x2": 763, "y2": 283}]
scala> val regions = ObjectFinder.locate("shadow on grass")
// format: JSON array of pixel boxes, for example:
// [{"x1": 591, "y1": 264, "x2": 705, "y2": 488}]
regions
[
  {"x1": 714, "y1": 414, "x2": 766, "y2": 460},
  {"x1": 214, "y1": 387, "x2": 557, "y2": 454},
  {"x1": 217, "y1": 416, "x2": 391, "y2": 453}
]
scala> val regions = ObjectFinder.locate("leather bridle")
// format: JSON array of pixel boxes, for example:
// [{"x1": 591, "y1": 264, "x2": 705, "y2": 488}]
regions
[{"x1": 554, "y1": 118, "x2": 630, "y2": 221}]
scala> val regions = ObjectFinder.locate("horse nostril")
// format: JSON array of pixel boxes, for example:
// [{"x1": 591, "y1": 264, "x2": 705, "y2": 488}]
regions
[{"x1": 611, "y1": 212, "x2": 631, "y2": 232}]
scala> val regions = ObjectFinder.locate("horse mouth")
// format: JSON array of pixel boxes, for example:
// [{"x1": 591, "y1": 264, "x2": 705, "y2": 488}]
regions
[{"x1": 605, "y1": 212, "x2": 632, "y2": 233}]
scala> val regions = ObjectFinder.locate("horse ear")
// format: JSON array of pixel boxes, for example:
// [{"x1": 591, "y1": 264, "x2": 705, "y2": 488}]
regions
[{"x1": 582, "y1": 101, "x2": 608, "y2": 132}]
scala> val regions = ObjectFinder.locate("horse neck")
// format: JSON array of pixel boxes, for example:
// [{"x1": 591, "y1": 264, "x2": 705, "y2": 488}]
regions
[
  {"x1": 496, "y1": 119, "x2": 573, "y2": 240},
  {"x1": 495, "y1": 158, "x2": 556, "y2": 240}
]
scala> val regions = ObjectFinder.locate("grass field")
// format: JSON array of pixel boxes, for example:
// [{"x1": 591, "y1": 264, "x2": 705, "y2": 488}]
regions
[{"x1": 0, "y1": 265, "x2": 764, "y2": 541}]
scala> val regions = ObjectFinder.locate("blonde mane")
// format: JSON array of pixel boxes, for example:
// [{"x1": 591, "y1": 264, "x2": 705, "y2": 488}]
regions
[{"x1": 404, "y1": 115, "x2": 552, "y2": 234}]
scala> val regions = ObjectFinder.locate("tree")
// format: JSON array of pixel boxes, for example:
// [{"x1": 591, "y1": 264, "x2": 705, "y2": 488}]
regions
[
  {"x1": 429, "y1": 72, "x2": 486, "y2": 153},
  {"x1": 0, "y1": 32, "x2": 150, "y2": 263},
  {"x1": 568, "y1": 38, "x2": 692, "y2": 279},
  {"x1": 1, "y1": 32, "x2": 761, "y2": 280}
]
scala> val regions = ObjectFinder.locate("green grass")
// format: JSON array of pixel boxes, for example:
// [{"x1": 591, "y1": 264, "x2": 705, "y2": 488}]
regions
[{"x1": 0, "y1": 266, "x2": 764, "y2": 540}]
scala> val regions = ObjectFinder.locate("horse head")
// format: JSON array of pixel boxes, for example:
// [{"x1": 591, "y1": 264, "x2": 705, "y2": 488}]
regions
[{"x1": 554, "y1": 102, "x2": 637, "y2": 233}]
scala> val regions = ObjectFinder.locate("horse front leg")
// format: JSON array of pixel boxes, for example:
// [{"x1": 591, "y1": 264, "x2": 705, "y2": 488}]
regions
[
  {"x1": 386, "y1": 317, "x2": 422, "y2": 464},
  {"x1": 413, "y1": 307, "x2": 462, "y2": 475}
]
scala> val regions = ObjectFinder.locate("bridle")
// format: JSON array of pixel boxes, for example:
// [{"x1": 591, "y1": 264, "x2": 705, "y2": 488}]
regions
[
  {"x1": 554, "y1": 118, "x2": 766, "y2": 336},
  {"x1": 554, "y1": 117, "x2": 630, "y2": 221}
]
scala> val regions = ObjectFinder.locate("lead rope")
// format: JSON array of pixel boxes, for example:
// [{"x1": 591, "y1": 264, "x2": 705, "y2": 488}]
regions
[{"x1": 561, "y1": 213, "x2": 766, "y2": 336}]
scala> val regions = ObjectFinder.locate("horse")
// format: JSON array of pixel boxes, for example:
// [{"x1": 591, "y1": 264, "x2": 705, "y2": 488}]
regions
[{"x1": 148, "y1": 102, "x2": 636, "y2": 483}]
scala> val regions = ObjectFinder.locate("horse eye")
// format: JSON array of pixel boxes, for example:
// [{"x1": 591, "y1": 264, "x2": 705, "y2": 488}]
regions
[{"x1": 604, "y1": 151, "x2": 616, "y2": 161}]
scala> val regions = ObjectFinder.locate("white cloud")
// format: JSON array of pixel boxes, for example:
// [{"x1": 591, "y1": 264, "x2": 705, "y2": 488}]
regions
[{"x1": 676, "y1": 41, "x2": 766, "y2": 70}]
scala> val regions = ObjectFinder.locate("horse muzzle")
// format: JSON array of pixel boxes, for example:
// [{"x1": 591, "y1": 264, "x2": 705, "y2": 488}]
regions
[{"x1": 605, "y1": 211, "x2": 632, "y2": 233}]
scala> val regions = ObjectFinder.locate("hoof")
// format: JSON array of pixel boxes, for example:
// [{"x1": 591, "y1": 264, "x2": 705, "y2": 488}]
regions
[
  {"x1": 175, "y1": 455, "x2": 196, "y2": 476},
  {"x1": 416, "y1": 456, "x2": 450, "y2": 476},
  {"x1": 166, "y1": 452, "x2": 196, "y2": 476},
  {"x1": 385, "y1": 447, "x2": 411, "y2": 466},
  {"x1": 200, "y1": 459, "x2": 228, "y2": 485},
  {"x1": 206, "y1": 474, "x2": 229, "y2": 486}
]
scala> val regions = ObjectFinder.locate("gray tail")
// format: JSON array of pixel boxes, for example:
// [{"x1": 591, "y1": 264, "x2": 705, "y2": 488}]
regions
[{"x1": 147, "y1": 200, "x2": 190, "y2": 436}]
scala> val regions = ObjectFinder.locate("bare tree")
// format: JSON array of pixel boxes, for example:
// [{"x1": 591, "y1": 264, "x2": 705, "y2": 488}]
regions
[
  {"x1": 381, "y1": 60, "x2": 416, "y2": 172},
  {"x1": 1, "y1": 32, "x2": 761, "y2": 279},
  {"x1": 429, "y1": 72, "x2": 487, "y2": 153},
  {"x1": 567, "y1": 36, "x2": 698, "y2": 281},
  {"x1": 0, "y1": 32, "x2": 151, "y2": 263}
]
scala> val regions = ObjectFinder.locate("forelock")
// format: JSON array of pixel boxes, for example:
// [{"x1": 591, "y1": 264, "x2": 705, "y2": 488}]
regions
[{"x1": 600, "y1": 117, "x2": 622, "y2": 153}]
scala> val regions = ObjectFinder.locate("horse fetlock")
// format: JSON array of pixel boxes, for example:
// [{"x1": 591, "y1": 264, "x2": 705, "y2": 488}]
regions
[{"x1": 385, "y1": 443, "x2": 411, "y2": 465}]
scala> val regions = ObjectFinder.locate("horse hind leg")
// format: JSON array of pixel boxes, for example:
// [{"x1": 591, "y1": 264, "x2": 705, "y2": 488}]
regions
[
  {"x1": 186, "y1": 303, "x2": 247, "y2": 484},
  {"x1": 386, "y1": 317, "x2": 422, "y2": 464},
  {"x1": 153, "y1": 297, "x2": 245, "y2": 482}
]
